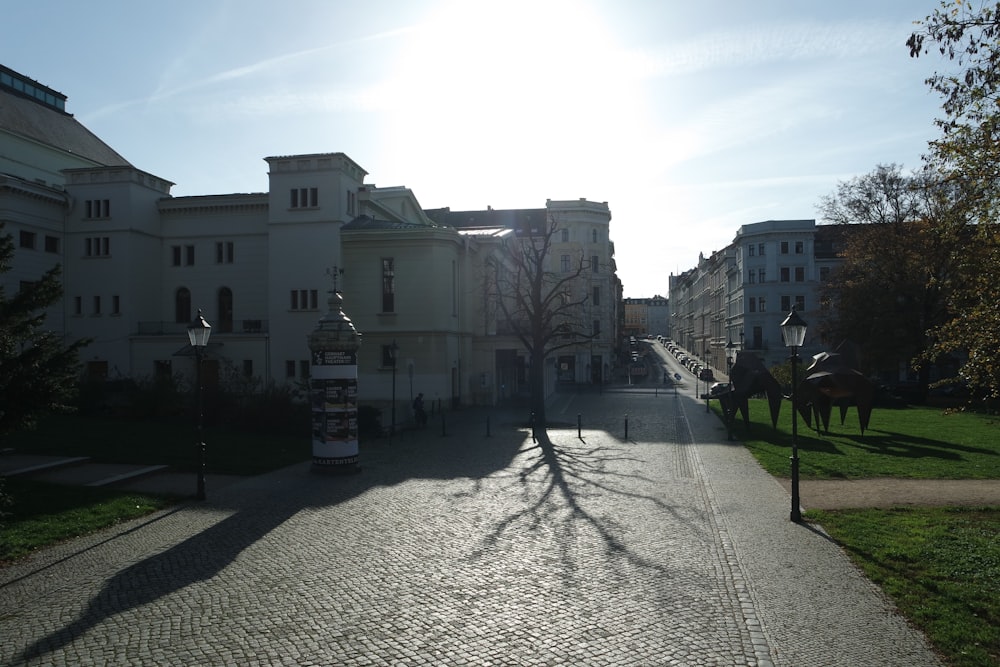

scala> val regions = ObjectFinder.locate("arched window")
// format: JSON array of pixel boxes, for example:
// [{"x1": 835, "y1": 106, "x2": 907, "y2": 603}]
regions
[
  {"x1": 175, "y1": 287, "x2": 191, "y2": 323},
  {"x1": 218, "y1": 287, "x2": 233, "y2": 333}
]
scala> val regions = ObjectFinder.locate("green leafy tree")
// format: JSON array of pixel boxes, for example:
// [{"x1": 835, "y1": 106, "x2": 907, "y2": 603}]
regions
[
  {"x1": 817, "y1": 165, "x2": 962, "y2": 387},
  {"x1": 0, "y1": 224, "x2": 88, "y2": 438},
  {"x1": 909, "y1": 1, "x2": 1000, "y2": 400},
  {"x1": 490, "y1": 217, "x2": 593, "y2": 428}
]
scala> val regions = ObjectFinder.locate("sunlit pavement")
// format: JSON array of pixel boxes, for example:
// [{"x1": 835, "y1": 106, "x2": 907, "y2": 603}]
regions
[{"x1": 0, "y1": 384, "x2": 942, "y2": 666}]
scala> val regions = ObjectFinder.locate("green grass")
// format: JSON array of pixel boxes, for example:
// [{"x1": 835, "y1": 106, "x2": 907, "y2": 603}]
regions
[
  {"x1": 1, "y1": 414, "x2": 312, "y2": 564},
  {"x1": 729, "y1": 400, "x2": 1000, "y2": 479},
  {"x1": 5, "y1": 413, "x2": 311, "y2": 475},
  {"x1": 811, "y1": 507, "x2": 1000, "y2": 667},
  {"x1": 0, "y1": 477, "x2": 177, "y2": 563}
]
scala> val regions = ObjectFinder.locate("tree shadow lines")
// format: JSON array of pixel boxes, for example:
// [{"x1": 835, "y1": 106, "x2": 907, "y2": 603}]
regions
[
  {"x1": 467, "y1": 427, "x2": 707, "y2": 588},
  {"x1": 9, "y1": 406, "x2": 703, "y2": 665}
]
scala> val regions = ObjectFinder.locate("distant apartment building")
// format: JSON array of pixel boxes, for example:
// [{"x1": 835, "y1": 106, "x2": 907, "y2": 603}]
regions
[
  {"x1": 670, "y1": 220, "x2": 831, "y2": 372},
  {"x1": 622, "y1": 295, "x2": 669, "y2": 339}
]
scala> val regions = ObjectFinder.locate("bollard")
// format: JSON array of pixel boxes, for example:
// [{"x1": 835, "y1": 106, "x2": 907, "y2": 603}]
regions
[
  {"x1": 577, "y1": 413, "x2": 582, "y2": 439},
  {"x1": 624, "y1": 413, "x2": 629, "y2": 440},
  {"x1": 486, "y1": 415, "x2": 491, "y2": 438}
]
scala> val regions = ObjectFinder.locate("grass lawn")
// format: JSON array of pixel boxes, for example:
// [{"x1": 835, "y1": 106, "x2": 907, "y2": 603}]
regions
[
  {"x1": 812, "y1": 507, "x2": 999, "y2": 667},
  {"x1": 1, "y1": 414, "x2": 311, "y2": 564},
  {"x1": 717, "y1": 399, "x2": 1000, "y2": 666},
  {"x1": 4, "y1": 413, "x2": 311, "y2": 475},
  {"x1": 728, "y1": 400, "x2": 1000, "y2": 479}
]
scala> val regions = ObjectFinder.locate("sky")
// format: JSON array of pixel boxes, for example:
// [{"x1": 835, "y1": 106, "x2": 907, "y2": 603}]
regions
[{"x1": 5, "y1": 0, "x2": 952, "y2": 296}]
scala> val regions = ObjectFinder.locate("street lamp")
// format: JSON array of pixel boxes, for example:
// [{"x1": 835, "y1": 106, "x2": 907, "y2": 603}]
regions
[
  {"x1": 780, "y1": 308, "x2": 808, "y2": 523},
  {"x1": 725, "y1": 338, "x2": 736, "y2": 440},
  {"x1": 389, "y1": 339, "x2": 399, "y2": 437},
  {"x1": 187, "y1": 309, "x2": 212, "y2": 501}
]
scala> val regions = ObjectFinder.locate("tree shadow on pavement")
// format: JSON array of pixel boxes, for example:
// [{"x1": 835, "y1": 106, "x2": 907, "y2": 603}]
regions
[
  {"x1": 468, "y1": 427, "x2": 698, "y2": 584},
  {"x1": 10, "y1": 407, "x2": 526, "y2": 666}
]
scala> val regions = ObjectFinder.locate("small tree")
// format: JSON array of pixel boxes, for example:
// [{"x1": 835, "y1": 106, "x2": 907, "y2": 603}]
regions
[
  {"x1": 490, "y1": 217, "x2": 594, "y2": 428},
  {"x1": 0, "y1": 224, "x2": 88, "y2": 438}
]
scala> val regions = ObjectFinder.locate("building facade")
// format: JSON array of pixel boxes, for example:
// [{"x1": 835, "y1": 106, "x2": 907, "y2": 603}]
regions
[{"x1": 2, "y1": 65, "x2": 621, "y2": 420}]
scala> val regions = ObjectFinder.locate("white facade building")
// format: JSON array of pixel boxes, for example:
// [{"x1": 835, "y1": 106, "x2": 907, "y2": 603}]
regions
[{"x1": 2, "y1": 64, "x2": 621, "y2": 417}]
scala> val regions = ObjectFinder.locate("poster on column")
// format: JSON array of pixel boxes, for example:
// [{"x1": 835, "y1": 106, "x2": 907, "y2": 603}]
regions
[{"x1": 310, "y1": 349, "x2": 359, "y2": 466}]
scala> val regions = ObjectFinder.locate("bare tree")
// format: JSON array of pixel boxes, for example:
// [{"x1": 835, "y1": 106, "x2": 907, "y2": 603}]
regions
[{"x1": 489, "y1": 217, "x2": 594, "y2": 428}]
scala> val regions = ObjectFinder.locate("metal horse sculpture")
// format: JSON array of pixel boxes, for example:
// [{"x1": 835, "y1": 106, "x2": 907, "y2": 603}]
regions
[
  {"x1": 721, "y1": 351, "x2": 784, "y2": 432},
  {"x1": 795, "y1": 341, "x2": 875, "y2": 434}
]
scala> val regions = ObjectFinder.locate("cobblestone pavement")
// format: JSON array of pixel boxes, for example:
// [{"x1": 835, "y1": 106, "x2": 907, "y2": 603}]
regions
[{"x1": 0, "y1": 385, "x2": 943, "y2": 666}]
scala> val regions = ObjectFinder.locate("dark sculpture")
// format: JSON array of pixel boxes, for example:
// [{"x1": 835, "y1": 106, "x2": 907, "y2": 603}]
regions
[
  {"x1": 720, "y1": 351, "x2": 784, "y2": 431},
  {"x1": 795, "y1": 341, "x2": 875, "y2": 434}
]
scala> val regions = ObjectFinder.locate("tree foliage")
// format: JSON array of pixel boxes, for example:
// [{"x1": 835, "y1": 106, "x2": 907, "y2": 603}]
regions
[
  {"x1": 817, "y1": 165, "x2": 963, "y2": 383},
  {"x1": 490, "y1": 217, "x2": 593, "y2": 425},
  {"x1": 909, "y1": 1, "x2": 1000, "y2": 400},
  {"x1": 0, "y1": 224, "x2": 88, "y2": 437}
]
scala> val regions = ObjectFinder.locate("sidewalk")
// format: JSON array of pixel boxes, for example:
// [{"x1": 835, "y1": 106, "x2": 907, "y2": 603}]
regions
[{"x1": 0, "y1": 393, "x2": 944, "y2": 666}]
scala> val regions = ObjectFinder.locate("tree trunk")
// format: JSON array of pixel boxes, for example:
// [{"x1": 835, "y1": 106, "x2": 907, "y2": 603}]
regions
[{"x1": 529, "y1": 354, "x2": 547, "y2": 428}]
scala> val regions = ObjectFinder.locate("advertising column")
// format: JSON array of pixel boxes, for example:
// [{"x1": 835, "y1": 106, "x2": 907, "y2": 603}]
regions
[{"x1": 307, "y1": 289, "x2": 361, "y2": 473}]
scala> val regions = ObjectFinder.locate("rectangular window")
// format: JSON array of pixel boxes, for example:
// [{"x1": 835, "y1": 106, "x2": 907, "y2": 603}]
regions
[
  {"x1": 749, "y1": 298, "x2": 757, "y2": 313},
  {"x1": 299, "y1": 360, "x2": 310, "y2": 379},
  {"x1": 795, "y1": 241, "x2": 804, "y2": 254},
  {"x1": 290, "y1": 187, "x2": 318, "y2": 208},
  {"x1": 795, "y1": 295, "x2": 806, "y2": 311},
  {"x1": 758, "y1": 243, "x2": 765, "y2": 256},
  {"x1": 85, "y1": 237, "x2": 110, "y2": 257},
  {"x1": 759, "y1": 297, "x2": 766, "y2": 312},
  {"x1": 780, "y1": 241, "x2": 789, "y2": 254},
  {"x1": 84, "y1": 199, "x2": 110, "y2": 219},
  {"x1": 593, "y1": 319, "x2": 601, "y2": 337},
  {"x1": 561, "y1": 254, "x2": 570, "y2": 272},
  {"x1": 215, "y1": 241, "x2": 234, "y2": 264},
  {"x1": 185, "y1": 245, "x2": 195, "y2": 266},
  {"x1": 93, "y1": 295, "x2": 101, "y2": 315},
  {"x1": 172, "y1": 246, "x2": 181, "y2": 266},
  {"x1": 780, "y1": 267, "x2": 790, "y2": 282},
  {"x1": 290, "y1": 290, "x2": 298, "y2": 310},
  {"x1": 382, "y1": 258, "x2": 395, "y2": 313},
  {"x1": 758, "y1": 268, "x2": 765, "y2": 283},
  {"x1": 43, "y1": 235, "x2": 59, "y2": 253},
  {"x1": 381, "y1": 344, "x2": 396, "y2": 367},
  {"x1": 747, "y1": 271, "x2": 756, "y2": 284},
  {"x1": 592, "y1": 286, "x2": 600, "y2": 306},
  {"x1": 591, "y1": 255, "x2": 599, "y2": 273},
  {"x1": 112, "y1": 295, "x2": 120, "y2": 315},
  {"x1": 19, "y1": 231, "x2": 36, "y2": 249},
  {"x1": 820, "y1": 266, "x2": 830, "y2": 281},
  {"x1": 795, "y1": 267, "x2": 805, "y2": 282},
  {"x1": 748, "y1": 244, "x2": 755, "y2": 257},
  {"x1": 561, "y1": 229, "x2": 569, "y2": 242},
  {"x1": 781, "y1": 295, "x2": 791, "y2": 312},
  {"x1": 285, "y1": 360, "x2": 296, "y2": 378}
]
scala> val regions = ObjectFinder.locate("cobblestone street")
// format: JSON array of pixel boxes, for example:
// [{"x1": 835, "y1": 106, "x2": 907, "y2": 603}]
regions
[{"x1": 0, "y1": 388, "x2": 943, "y2": 666}]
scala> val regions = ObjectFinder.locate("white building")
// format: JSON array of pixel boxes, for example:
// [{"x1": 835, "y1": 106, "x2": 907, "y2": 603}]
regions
[{"x1": 2, "y1": 64, "x2": 621, "y2": 417}]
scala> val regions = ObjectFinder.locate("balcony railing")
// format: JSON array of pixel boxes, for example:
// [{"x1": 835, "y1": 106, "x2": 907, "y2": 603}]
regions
[{"x1": 136, "y1": 319, "x2": 269, "y2": 336}]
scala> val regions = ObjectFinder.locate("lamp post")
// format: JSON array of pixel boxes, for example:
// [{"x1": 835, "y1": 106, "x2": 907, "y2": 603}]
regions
[
  {"x1": 780, "y1": 308, "x2": 808, "y2": 523},
  {"x1": 704, "y1": 346, "x2": 711, "y2": 412},
  {"x1": 187, "y1": 309, "x2": 212, "y2": 501},
  {"x1": 725, "y1": 338, "x2": 736, "y2": 440},
  {"x1": 390, "y1": 340, "x2": 398, "y2": 436}
]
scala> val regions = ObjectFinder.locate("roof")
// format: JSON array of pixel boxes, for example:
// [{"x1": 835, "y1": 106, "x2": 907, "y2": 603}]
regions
[
  {"x1": 0, "y1": 70, "x2": 132, "y2": 169},
  {"x1": 342, "y1": 215, "x2": 436, "y2": 231},
  {"x1": 424, "y1": 207, "x2": 548, "y2": 230}
]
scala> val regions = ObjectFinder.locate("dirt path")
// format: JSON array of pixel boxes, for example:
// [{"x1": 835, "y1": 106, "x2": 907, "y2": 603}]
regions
[{"x1": 779, "y1": 478, "x2": 1000, "y2": 510}]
